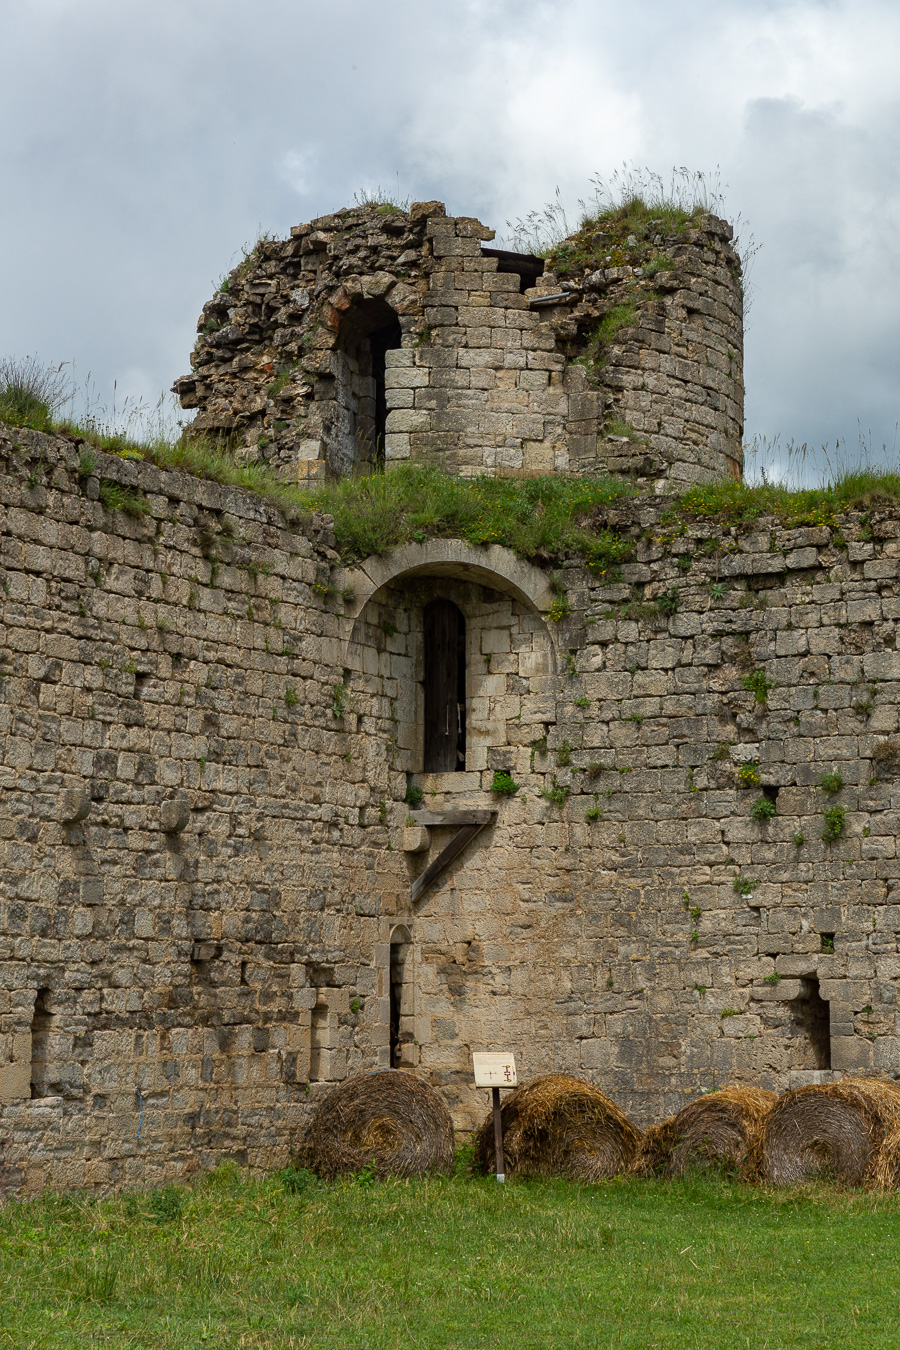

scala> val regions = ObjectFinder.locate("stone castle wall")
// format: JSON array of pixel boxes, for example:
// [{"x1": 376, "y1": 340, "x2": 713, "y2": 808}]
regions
[
  {"x1": 3, "y1": 425, "x2": 900, "y2": 1194},
  {"x1": 175, "y1": 201, "x2": 743, "y2": 489}
]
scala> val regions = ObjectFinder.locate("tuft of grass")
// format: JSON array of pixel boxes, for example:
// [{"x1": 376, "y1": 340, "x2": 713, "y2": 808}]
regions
[
  {"x1": 742, "y1": 669, "x2": 775, "y2": 704},
  {"x1": 98, "y1": 479, "x2": 149, "y2": 516},
  {"x1": 583, "y1": 305, "x2": 636, "y2": 367},
  {"x1": 820, "y1": 770, "x2": 844, "y2": 795},
  {"x1": 267, "y1": 364, "x2": 298, "y2": 400},
  {"x1": 643, "y1": 254, "x2": 676, "y2": 278},
  {"x1": 353, "y1": 184, "x2": 411, "y2": 214},
  {"x1": 0, "y1": 355, "x2": 73, "y2": 432}
]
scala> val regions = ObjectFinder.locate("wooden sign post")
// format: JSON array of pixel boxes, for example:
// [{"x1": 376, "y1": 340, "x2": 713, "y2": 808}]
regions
[{"x1": 472, "y1": 1052, "x2": 517, "y2": 1183}]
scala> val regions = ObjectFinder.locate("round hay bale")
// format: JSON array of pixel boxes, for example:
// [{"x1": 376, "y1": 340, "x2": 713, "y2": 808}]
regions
[
  {"x1": 751, "y1": 1077, "x2": 900, "y2": 1186},
  {"x1": 473, "y1": 1074, "x2": 641, "y2": 1181},
  {"x1": 871, "y1": 1122, "x2": 900, "y2": 1190},
  {"x1": 305, "y1": 1070, "x2": 455, "y2": 1180},
  {"x1": 632, "y1": 1087, "x2": 777, "y2": 1178}
]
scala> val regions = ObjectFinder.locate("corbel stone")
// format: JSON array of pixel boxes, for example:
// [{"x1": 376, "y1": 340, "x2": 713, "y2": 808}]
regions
[
  {"x1": 60, "y1": 787, "x2": 91, "y2": 825},
  {"x1": 160, "y1": 797, "x2": 191, "y2": 833},
  {"x1": 402, "y1": 826, "x2": 431, "y2": 854}
]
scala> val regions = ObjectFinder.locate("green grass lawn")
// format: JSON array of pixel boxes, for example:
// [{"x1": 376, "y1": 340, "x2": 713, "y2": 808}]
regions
[{"x1": 2, "y1": 1165, "x2": 899, "y2": 1349}]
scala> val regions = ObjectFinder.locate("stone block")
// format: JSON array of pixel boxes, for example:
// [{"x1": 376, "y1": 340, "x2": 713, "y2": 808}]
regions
[{"x1": 0, "y1": 1063, "x2": 30, "y2": 1105}]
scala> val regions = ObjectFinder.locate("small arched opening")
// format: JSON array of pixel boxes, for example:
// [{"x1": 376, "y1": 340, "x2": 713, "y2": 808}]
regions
[
  {"x1": 331, "y1": 297, "x2": 402, "y2": 473},
  {"x1": 423, "y1": 599, "x2": 466, "y2": 773}
]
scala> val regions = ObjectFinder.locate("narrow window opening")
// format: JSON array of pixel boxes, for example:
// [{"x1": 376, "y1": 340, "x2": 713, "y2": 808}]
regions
[
  {"x1": 423, "y1": 599, "x2": 466, "y2": 772},
  {"x1": 790, "y1": 977, "x2": 831, "y2": 1070},
  {"x1": 762, "y1": 785, "x2": 779, "y2": 804},
  {"x1": 820, "y1": 932, "x2": 835, "y2": 954},
  {"x1": 389, "y1": 932, "x2": 410, "y2": 1069},
  {"x1": 368, "y1": 318, "x2": 402, "y2": 468},
  {"x1": 30, "y1": 987, "x2": 53, "y2": 1099},
  {"x1": 309, "y1": 998, "x2": 329, "y2": 1083},
  {"x1": 240, "y1": 960, "x2": 249, "y2": 986}
]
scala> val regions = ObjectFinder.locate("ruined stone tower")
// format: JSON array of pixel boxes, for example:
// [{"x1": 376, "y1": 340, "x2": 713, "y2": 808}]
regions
[{"x1": 175, "y1": 199, "x2": 744, "y2": 488}]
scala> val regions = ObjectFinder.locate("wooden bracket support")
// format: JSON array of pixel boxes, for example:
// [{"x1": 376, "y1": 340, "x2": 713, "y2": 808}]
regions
[{"x1": 408, "y1": 810, "x2": 497, "y2": 904}]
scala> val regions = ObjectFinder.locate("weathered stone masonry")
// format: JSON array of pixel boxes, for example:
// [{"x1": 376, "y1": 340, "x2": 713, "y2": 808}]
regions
[{"x1": 4, "y1": 418, "x2": 900, "y2": 1194}]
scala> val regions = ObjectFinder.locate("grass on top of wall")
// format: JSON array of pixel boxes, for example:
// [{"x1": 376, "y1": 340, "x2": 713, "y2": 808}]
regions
[
  {"x1": 290, "y1": 464, "x2": 636, "y2": 568},
  {"x1": 4, "y1": 357, "x2": 900, "y2": 566},
  {"x1": 669, "y1": 472, "x2": 900, "y2": 532},
  {"x1": 3, "y1": 1164, "x2": 900, "y2": 1349}
]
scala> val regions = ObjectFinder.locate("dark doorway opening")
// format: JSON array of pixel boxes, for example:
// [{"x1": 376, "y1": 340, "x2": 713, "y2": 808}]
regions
[
  {"x1": 790, "y1": 977, "x2": 831, "y2": 1069},
  {"x1": 423, "y1": 599, "x2": 467, "y2": 772},
  {"x1": 481, "y1": 247, "x2": 546, "y2": 294}
]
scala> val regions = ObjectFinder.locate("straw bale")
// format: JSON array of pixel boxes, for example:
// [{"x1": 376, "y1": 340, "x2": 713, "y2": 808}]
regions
[
  {"x1": 473, "y1": 1074, "x2": 641, "y2": 1181},
  {"x1": 750, "y1": 1077, "x2": 900, "y2": 1186},
  {"x1": 305, "y1": 1070, "x2": 455, "y2": 1180},
  {"x1": 633, "y1": 1087, "x2": 777, "y2": 1178},
  {"x1": 871, "y1": 1123, "x2": 900, "y2": 1190}
]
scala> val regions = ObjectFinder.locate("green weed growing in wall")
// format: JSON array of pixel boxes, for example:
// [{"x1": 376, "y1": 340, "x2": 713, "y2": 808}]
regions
[
  {"x1": 540, "y1": 778, "x2": 570, "y2": 808},
  {"x1": 822, "y1": 806, "x2": 847, "y2": 842},
  {"x1": 742, "y1": 669, "x2": 775, "y2": 704}
]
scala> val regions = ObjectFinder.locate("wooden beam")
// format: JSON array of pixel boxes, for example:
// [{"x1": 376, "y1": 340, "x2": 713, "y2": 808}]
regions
[
  {"x1": 409, "y1": 810, "x2": 497, "y2": 905},
  {"x1": 409, "y1": 810, "x2": 495, "y2": 827}
]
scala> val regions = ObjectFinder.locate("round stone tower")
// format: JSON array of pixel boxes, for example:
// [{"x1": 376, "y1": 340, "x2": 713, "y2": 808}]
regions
[{"x1": 175, "y1": 201, "x2": 744, "y2": 488}]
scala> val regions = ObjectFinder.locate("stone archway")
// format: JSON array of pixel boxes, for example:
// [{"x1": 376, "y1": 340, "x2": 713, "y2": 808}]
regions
[
  {"x1": 340, "y1": 540, "x2": 558, "y2": 778},
  {"x1": 341, "y1": 538, "x2": 558, "y2": 658}
]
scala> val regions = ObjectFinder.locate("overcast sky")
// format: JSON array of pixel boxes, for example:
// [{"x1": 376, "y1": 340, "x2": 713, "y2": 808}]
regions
[{"x1": 2, "y1": 0, "x2": 899, "y2": 483}]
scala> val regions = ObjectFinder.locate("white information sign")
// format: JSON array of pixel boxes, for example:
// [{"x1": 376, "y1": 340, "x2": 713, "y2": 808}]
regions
[{"x1": 472, "y1": 1052, "x2": 517, "y2": 1088}]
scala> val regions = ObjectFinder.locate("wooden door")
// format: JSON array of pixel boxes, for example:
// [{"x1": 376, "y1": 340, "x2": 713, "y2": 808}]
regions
[{"x1": 423, "y1": 599, "x2": 466, "y2": 772}]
